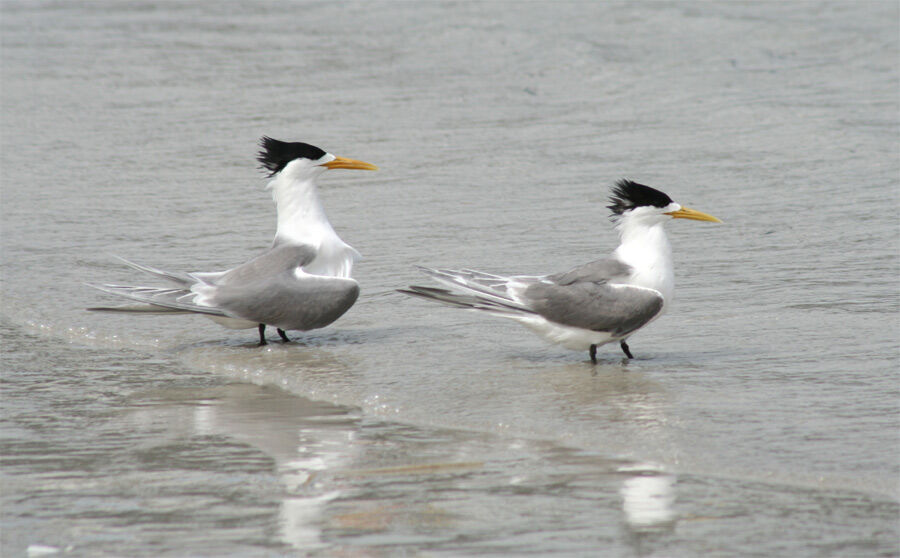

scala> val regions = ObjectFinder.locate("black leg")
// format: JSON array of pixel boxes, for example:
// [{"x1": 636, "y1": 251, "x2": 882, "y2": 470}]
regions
[
  {"x1": 277, "y1": 328, "x2": 291, "y2": 343},
  {"x1": 258, "y1": 323, "x2": 267, "y2": 346},
  {"x1": 620, "y1": 340, "x2": 634, "y2": 359},
  {"x1": 589, "y1": 344, "x2": 598, "y2": 364}
]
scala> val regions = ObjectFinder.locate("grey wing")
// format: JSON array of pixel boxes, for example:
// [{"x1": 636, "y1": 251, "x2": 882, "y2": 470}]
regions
[
  {"x1": 207, "y1": 242, "x2": 358, "y2": 330},
  {"x1": 114, "y1": 256, "x2": 196, "y2": 285},
  {"x1": 86, "y1": 284, "x2": 227, "y2": 316},
  {"x1": 522, "y1": 280, "x2": 663, "y2": 337},
  {"x1": 89, "y1": 245, "x2": 323, "y2": 320},
  {"x1": 212, "y1": 243, "x2": 318, "y2": 286},
  {"x1": 546, "y1": 257, "x2": 633, "y2": 286},
  {"x1": 211, "y1": 274, "x2": 359, "y2": 331},
  {"x1": 416, "y1": 267, "x2": 533, "y2": 307}
]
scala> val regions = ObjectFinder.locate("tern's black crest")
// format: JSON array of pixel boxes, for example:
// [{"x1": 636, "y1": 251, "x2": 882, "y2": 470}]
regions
[
  {"x1": 257, "y1": 136, "x2": 327, "y2": 177},
  {"x1": 607, "y1": 179, "x2": 674, "y2": 217}
]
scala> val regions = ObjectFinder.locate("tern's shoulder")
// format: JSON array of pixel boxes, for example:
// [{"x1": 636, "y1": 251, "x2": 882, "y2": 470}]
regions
[
  {"x1": 546, "y1": 257, "x2": 632, "y2": 286},
  {"x1": 216, "y1": 243, "x2": 318, "y2": 285}
]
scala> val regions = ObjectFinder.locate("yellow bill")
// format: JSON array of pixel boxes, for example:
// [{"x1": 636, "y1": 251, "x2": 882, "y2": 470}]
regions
[
  {"x1": 665, "y1": 206, "x2": 722, "y2": 223},
  {"x1": 321, "y1": 156, "x2": 378, "y2": 171}
]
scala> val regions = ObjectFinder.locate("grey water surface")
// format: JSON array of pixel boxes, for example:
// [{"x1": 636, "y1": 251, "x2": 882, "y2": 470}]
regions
[{"x1": 2, "y1": 1, "x2": 898, "y2": 556}]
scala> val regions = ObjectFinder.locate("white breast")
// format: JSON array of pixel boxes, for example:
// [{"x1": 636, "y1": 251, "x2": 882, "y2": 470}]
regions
[{"x1": 613, "y1": 222, "x2": 674, "y2": 306}]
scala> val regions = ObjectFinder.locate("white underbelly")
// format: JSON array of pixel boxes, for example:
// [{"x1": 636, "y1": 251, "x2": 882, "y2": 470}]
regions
[{"x1": 517, "y1": 316, "x2": 617, "y2": 351}]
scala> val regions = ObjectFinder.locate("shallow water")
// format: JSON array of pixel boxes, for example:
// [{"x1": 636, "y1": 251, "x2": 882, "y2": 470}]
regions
[{"x1": 2, "y1": 1, "x2": 898, "y2": 556}]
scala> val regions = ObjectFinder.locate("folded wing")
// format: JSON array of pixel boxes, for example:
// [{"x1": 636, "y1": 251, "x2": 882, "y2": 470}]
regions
[
  {"x1": 200, "y1": 243, "x2": 359, "y2": 330},
  {"x1": 403, "y1": 258, "x2": 663, "y2": 337}
]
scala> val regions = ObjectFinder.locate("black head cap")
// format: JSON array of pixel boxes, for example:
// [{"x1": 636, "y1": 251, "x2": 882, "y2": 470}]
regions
[
  {"x1": 607, "y1": 179, "x2": 674, "y2": 217},
  {"x1": 257, "y1": 136, "x2": 327, "y2": 177}
]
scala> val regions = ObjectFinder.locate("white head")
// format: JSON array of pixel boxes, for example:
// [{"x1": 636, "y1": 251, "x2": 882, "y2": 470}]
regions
[
  {"x1": 607, "y1": 179, "x2": 721, "y2": 229},
  {"x1": 255, "y1": 137, "x2": 378, "y2": 249},
  {"x1": 257, "y1": 136, "x2": 378, "y2": 186}
]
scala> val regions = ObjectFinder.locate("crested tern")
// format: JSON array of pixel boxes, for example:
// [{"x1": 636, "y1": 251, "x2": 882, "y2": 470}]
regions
[
  {"x1": 88, "y1": 137, "x2": 377, "y2": 345},
  {"x1": 400, "y1": 180, "x2": 721, "y2": 362}
]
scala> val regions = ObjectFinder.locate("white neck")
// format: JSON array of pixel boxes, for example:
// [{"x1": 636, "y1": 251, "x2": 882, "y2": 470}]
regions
[
  {"x1": 613, "y1": 216, "x2": 674, "y2": 303},
  {"x1": 267, "y1": 172, "x2": 359, "y2": 277},
  {"x1": 270, "y1": 174, "x2": 336, "y2": 245}
]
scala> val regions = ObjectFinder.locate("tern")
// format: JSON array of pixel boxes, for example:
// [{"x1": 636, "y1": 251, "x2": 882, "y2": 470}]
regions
[
  {"x1": 400, "y1": 180, "x2": 721, "y2": 363},
  {"x1": 88, "y1": 137, "x2": 377, "y2": 345}
]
